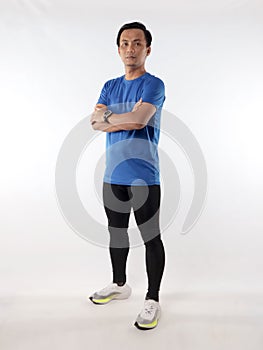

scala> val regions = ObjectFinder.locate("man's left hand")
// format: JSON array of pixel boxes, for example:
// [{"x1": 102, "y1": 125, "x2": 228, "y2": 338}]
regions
[{"x1": 90, "y1": 105, "x2": 107, "y2": 125}]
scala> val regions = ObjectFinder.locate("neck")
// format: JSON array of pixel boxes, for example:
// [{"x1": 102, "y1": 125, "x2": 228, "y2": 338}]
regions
[{"x1": 124, "y1": 67, "x2": 146, "y2": 80}]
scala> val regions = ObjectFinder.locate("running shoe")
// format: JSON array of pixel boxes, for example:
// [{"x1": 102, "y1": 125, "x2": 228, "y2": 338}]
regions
[
  {"x1": 134, "y1": 299, "x2": 161, "y2": 330},
  {"x1": 89, "y1": 282, "x2": 132, "y2": 305}
]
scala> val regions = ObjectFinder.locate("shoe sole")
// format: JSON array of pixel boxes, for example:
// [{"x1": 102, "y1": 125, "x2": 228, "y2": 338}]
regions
[
  {"x1": 134, "y1": 320, "x2": 158, "y2": 330},
  {"x1": 134, "y1": 308, "x2": 161, "y2": 330},
  {"x1": 89, "y1": 289, "x2": 131, "y2": 305}
]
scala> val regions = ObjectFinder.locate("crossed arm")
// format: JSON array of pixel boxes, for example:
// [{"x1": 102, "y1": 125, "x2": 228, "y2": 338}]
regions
[{"x1": 90, "y1": 99, "x2": 156, "y2": 132}]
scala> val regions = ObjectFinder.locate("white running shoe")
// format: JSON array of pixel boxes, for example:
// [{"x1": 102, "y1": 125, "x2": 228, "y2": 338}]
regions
[
  {"x1": 134, "y1": 299, "x2": 161, "y2": 330},
  {"x1": 89, "y1": 283, "x2": 132, "y2": 305}
]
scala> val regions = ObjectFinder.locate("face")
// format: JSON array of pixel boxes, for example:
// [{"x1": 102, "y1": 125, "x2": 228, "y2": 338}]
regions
[{"x1": 118, "y1": 29, "x2": 151, "y2": 68}]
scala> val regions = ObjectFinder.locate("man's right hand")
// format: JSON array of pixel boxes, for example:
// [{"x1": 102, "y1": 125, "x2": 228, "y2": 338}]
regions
[{"x1": 132, "y1": 98, "x2": 143, "y2": 112}]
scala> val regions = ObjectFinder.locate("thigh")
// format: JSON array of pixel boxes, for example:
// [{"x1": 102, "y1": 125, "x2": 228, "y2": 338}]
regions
[
  {"x1": 132, "y1": 185, "x2": 161, "y2": 229},
  {"x1": 103, "y1": 182, "x2": 132, "y2": 228}
]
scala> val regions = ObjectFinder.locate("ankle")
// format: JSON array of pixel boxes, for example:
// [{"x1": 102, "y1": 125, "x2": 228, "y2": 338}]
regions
[
  {"x1": 145, "y1": 295, "x2": 159, "y2": 302},
  {"x1": 115, "y1": 281, "x2": 125, "y2": 287}
]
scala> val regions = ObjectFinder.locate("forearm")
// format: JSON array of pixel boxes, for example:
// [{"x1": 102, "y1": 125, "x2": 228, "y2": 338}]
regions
[
  {"x1": 108, "y1": 103, "x2": 156, "y2": 130},
  {"x1": 90, "y1": 101, "x2": 156, "y2": 132},
  {"x1": 106, "y1": 112, "x2": 144, "y2": 130},
  {"x1": 92, "y1": 112, "x2": 143, "y2": 132},
  {"x1": 92, "y1": 121, "x2": 121, "y2": 132}
]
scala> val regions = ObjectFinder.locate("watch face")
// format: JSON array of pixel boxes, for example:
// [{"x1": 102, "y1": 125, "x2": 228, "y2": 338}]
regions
[{"x1": 104, "y1": 110, "x2": 112, "y2": 123}]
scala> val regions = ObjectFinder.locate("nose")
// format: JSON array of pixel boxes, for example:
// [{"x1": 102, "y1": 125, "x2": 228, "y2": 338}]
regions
[{"x1": 126, "y1": 43, "x2": 135, "y2": 52}]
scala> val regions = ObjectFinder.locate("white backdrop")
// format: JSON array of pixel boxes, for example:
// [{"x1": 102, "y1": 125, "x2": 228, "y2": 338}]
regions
[{"x1": 1, "y1": 0, "x2": 263, "y2": 300}]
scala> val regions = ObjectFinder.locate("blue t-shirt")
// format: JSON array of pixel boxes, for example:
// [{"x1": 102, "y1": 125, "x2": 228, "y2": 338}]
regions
[{"x1": 97, "y1": 72, "x2": 165, "y2": 186}]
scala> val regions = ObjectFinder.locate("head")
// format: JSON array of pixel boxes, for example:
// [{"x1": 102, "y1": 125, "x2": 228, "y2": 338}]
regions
[
  {"x1": 116, "y1": 22, "x2": 152, "y2": 69},
  {"x1": 116, "y1": 22, "x2": 152, "y2": 48}
]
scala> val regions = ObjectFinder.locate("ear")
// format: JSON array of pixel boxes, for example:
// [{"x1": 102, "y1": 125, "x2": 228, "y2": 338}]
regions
[
  {"x1": 118, "y1": 47, "x2": 121, "y2": 55},
  {"x1": 146, "y1": 46, "x2": 151, "y2": 56}
]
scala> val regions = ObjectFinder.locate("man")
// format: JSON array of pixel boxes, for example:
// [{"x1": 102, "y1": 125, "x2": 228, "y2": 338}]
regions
[{"x1": 89, "y1": 22, "x2": 165, "y2": 331}]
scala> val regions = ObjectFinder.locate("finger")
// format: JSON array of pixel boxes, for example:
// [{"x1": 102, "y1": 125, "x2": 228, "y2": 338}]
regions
[{"x1": 95, "y1": 104, "x2": 107, "y2": 111}]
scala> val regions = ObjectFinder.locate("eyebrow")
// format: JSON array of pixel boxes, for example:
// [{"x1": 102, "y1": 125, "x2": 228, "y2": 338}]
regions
[{"x1": 121, "y1": 39, "x2": 142, "y2": 42}]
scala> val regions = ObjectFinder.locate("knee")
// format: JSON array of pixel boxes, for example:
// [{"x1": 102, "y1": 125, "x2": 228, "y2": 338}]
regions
[
  {"x1": 144, "y1": 234, "x2": 162, "y2": 248},
  {"x1": 109, "y1": 227, "x2": 129, "y2": 249}
]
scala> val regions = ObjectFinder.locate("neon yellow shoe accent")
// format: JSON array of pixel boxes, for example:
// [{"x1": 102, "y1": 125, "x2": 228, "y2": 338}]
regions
[
  {"x1": 138, "y1": 319, "x2": 158, "y2": 329},
  {"x1": 92, "y1": 294, "x2": 118, "y2": 304}
]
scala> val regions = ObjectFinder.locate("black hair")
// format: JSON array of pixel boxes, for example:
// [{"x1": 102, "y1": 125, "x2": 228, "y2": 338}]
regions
[{"x1": 116, "y1": 22, "x2": 152, "y2": 47}]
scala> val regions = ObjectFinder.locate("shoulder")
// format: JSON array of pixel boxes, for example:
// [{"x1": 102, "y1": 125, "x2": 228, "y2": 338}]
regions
[
  {"x1": 144, "y1": 73, "x2": 165, "y2": 88},
  {"x1": 143, "y1": 73, "x2": 165, "y2": 94},
  {"x1": 102, "y1": 75, "x2": 124, "y2": 89}
]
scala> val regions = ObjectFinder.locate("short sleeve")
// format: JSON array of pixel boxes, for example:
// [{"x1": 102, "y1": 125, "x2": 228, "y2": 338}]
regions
[
  {"x1": 97, "y1": 81, "x2": 109, "y2": 105},
  {"x1": 141, "y1": 77, "x2": 165, "y2": 109}
]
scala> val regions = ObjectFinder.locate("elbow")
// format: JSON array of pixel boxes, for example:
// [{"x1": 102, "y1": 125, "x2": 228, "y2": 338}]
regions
[
  {"x1": 133, "y1": 123, "x2": 146, "y2": 130},
  {"x1": 117, "y1": 122, "x2": 145, "y2": 130},
  {"x1": 122, "y1": 123, "x2": 145, "y2": 130}
]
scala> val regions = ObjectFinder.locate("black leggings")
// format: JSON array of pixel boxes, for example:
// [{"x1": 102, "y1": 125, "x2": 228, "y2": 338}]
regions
[{"x1": 103, "y1": 182, "x2": 165, "y2": 302}]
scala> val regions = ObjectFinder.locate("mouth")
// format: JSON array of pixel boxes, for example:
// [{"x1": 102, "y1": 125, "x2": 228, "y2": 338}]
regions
[{"x1": 125, "y1": 56, "x2": 136, "y2": 59}]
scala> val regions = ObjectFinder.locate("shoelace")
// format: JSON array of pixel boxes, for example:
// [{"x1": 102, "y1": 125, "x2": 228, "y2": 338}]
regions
[
  {"x1": 101, "y1": 284, "x2": 115, "y2": 293},
  {"x1": 100, "y1": 283, "x2": 121, "y2": 295},
  {"x1": 142, "y1": 302, "x2": 156, "y2": 317}
]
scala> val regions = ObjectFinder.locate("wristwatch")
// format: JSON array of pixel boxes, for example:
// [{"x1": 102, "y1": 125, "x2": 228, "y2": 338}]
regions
[{"x1": 103, "y1": 109, "x2": 113, "y2": 123}]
